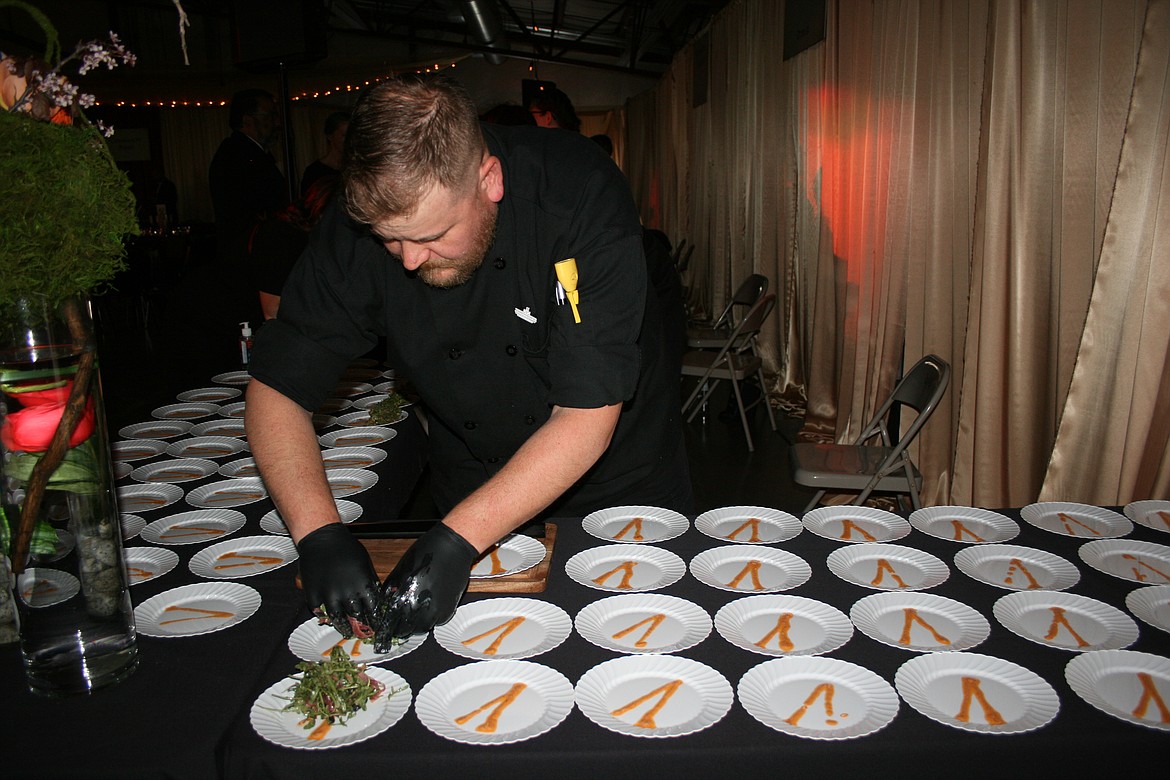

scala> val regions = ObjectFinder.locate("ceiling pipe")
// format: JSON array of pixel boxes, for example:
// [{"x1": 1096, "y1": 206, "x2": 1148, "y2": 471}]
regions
[{"x1": 459, "y1": 0, "x2": 506, "y2": 65}]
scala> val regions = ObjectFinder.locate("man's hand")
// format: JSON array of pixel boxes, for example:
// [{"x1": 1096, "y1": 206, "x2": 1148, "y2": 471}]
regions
[
  {"x1": 296, "y1": 524, "x2": 380, "y2": 638},
  {"x1": 372, "y1": 523, "x2": 477, "y2": 650}
]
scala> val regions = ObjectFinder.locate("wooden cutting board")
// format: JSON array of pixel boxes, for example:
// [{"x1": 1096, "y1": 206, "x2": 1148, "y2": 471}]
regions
[{"x1": 359, "y1": 523, "x2": 557, "y2": 594}]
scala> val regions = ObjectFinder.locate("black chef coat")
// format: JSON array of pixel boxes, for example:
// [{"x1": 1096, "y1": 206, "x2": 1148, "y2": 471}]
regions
[{"x1": 250, "y1": 123, "x2": 693, "y2": 517}]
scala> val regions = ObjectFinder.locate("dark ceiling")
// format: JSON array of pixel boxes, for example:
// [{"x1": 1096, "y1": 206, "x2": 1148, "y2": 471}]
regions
[
  {"x1": 1, "y1": 1, "x2": 733, "y2": 103},
  {"x1": 331, "y1": 0, "x2": 733, "y2": 76}
]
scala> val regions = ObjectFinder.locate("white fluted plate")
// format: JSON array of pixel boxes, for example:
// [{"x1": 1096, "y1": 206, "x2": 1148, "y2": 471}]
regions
[
  {"x1": 909, "y1": 506, "x2": 1019, "y2": 544},
  {"x1": 714, "y1": 594, "x2": 853, "y2": 657},
  {"x1": 17, "y1": 568, "x2": 80, "y2": 608},
  {"x1": 954, "y1": 544, "x2": 1080, "y2": 591},
  {"x1": 826, "y1": 544, "x2": 948, "y2": 592},
  {"x1": 250, "y1": 666, "x2": 411, "y2": 749},
  {"x1": 326, "y1": 469, "x2": 378, "y2": 499},
  {"x1": 316, "y1": 397, "x2": 353, "y2": 415},
  {"x1": 321, "y1": 446, "x2": 387, "y2": 471},
  {"x1": 993, "y1": 591, "x2": 1139, "y2": 652},
  {"x1": 565, "y1": 545, "x2": 686, "y2": 593},
  {"x1": 118, "y1": 420, "x2": 192, "y2": 440},
  {"x1": 140, "y1": 508, "x2": 247, "y2": 546},
  {"x1": 849, "y1": 592, "x2": 990, "y2": 653},
  {"x1": 123, "y1": 546, "x2": 180, "y2": 586},
  {"x1": 287, "y1": 617, "x2": 427, "y2": 665},
  {"x1": 802, "y1": 505, "x2": 911, "y2": 544},
  {"x1": 218, "y1": 457, "x2": 260, "y2": 479},
  {"x1": 1064, "y1": 650, "x2": 1170, "y2": 731},
  {"x1": 177, "y1": 386, "x2": 241, "y2": 403},
  {"x1": 152, "y1": 402, "x2": 220, "y2": 421},
  {"x1": 135, "y1": 582, "x2": 261, "y2": 637},
  {"x1": 318, "y1": 426, "x2": 397, "y2": 448},
  {"x1": 189, "y1": 535, "x2": 298, "y2": 580},
  {"x1": 211, "y1": 370, "x2": 250, "y2": 385},
  {"x1": 186, "y1": 477, "x2": 268, "y2": 508},
  {"x1": 166, "y1": 435, "x2": 248, "y2": 460},
  {"x1": 131, "y1": 457, "x2": 218, "y2": 484},
  {"x1": 121, "y1": 513, "x2": 146, "y2": 540},
  {"x1": 111, "y1": 439, "x2": 168, "y2": 462},
  {"x1": 117, "y1": 483, "x2": 185, "y2": 513},
  {"x1": 434, "y1": 598, "x2": 572, "y2": 660},
  {"x1": 415, "y1": 660, "x2": 574, "y2": 745},
  {"x1": 1124, "y1": 500, "x2": 1170, "y2": 535},
  {"x1": 895, "y1": 652, "x2": 1059, "y2": 734},
  {"x1": 1125, "y1": 584, "x2": 1170, "y2": 634},
  {"x1": 574, "y1": 594, "x2": 711, "y2": 654},
  {"x1": 693, "y1": 505, "x2": 802, "y2": 544},
  {"x1": 689, "y1": 545, "x2": 813, "y2": 594},
  {"x1": 332, "y1": 380, "x2": 373, "y2": 398},
  {"x1": 574, "y1": 654, "x2": 733, "y2": 738},
  {"x1": 260, "y1": 500, "x2": 362, "y2": 535},
  {"x1": 217, "y1": 401, "x2": 247, "y2": 418},
  {"x1": 1021, "y1": 502, "x2": 1132, "y2": 539},
  {"x1": 338, "y1": 409, "x2": 407, "y2": 427},
  {"x1": 470, "y1": 534, "x2": 546, "y2": 579},
  {"x1": 738, "y1": 656, "x2": 899, "y2": 739},
  {"x1": 581, "y1": 505, "x2": 689, "y2": 543},
  {"x1": 1079, "y1": 539, "x2": 1170, "y2": 585},
  {"x1": 189, "y1": 419, "x2": 246, "y2": 438}
]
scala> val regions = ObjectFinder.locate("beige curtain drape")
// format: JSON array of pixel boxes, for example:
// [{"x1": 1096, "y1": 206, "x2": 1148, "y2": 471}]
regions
[
  {"x1": 626, "y1": 0, "x2": 1169, "y2": 507},
  {"x1": 1040, "y1": 0, "x2": 1170, "y2": 502}
]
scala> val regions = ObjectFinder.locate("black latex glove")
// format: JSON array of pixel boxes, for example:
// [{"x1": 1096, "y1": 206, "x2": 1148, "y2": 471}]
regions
[
  {"x1": 296, "y1": 523, "x2": 380, "y2": 639},
  {"x1": 372, "y1": 522, "x2": 478, "y2": 651}
]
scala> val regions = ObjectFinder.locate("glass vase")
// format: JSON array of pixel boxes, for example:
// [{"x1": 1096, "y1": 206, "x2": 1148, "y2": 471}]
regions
[{"x1": 0, "y1": 295, "x2": 138, "y2": 695}]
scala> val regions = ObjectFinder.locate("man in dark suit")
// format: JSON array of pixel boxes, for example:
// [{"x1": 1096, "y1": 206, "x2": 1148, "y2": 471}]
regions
[{"x1": 208, "y1": 88, "x2": 289, "y2": 326}]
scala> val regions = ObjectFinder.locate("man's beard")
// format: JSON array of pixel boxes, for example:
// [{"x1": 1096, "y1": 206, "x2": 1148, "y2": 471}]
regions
[{"x1": 411, "y1": 202, "x2": 498, "y2": 289}]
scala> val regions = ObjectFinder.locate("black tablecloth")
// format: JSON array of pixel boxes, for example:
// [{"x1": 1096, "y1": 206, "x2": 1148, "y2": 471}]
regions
[
  {"x1": 215, "y1": 510, "x2": 1170, "y2": 780},
  {"x1": 4, "y1": 409, "x2": 1169, "y2": 777},
  {"x1": 1, "y1": 406, "x2": 428, "y2": 779}
]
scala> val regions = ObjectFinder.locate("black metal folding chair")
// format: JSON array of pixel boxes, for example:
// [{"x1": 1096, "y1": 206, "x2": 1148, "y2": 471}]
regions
[
  {"x1": 686, "y1": 273, "x2": 769, "y2": 348},
  {"x1": 789, "y1": 354, "x2": 951, "y2": 512},
  {"x1": 681, "y1": 293, "x2": 778, "y2": 451}
]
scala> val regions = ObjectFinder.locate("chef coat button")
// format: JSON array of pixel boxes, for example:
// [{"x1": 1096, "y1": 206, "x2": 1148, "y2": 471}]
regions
[
  {"x1": 487, "y1": 457, "x2": 500, "y2": 464},
  {"x1": 524, "y1": 415, "x2": 536, "y2": 425},
  {"x1": 505, "y1": 344, "x2": 518, "y2": 356},
  {"x1": 464, "y1": 421, "x2": 476, "y2": 430},
  {"x1": 493, "y1": 257, "x2": 506, "y2": 269},
  {"x1": 448, "y1": 348, "x2": 463, "y2": 360}
]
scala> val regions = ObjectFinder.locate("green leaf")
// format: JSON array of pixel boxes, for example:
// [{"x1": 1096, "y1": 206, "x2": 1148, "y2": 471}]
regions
[{"x1": 2, "y1": 440, "x2": 102, "y2": 494}]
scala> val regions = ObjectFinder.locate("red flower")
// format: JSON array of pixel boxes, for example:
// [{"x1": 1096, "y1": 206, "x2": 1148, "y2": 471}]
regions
[{"x1": 0, "y1": 382, "x2": 94, "y2": 452}]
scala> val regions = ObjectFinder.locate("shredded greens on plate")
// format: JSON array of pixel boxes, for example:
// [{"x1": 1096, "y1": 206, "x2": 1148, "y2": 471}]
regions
[
  {"x1": 282, "y1": 646, "x2": 386, "y2": 729},
  {"x1": 367, "y1": 392, "x2": 406, "y2": 424}
]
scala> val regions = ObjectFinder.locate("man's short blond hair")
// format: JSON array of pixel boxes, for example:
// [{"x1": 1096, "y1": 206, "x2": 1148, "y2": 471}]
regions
[{"x1": 342, "y1": 73, "x2": 484, "y2": 224}]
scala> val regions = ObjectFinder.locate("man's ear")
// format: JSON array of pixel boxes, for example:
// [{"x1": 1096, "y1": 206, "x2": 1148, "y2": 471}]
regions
[{"x1": 480, "y1": 155, "x2": 504, "y2": 203}]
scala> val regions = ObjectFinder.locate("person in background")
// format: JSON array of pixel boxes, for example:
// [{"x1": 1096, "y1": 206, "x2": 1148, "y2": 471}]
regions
[
  {"x1": 208, "y1": 88, "x2": 289, "y2": 328},
  {"x1": 527, "y1": 87, "x2": 581, "y2": 132},
  {"x1": 301, "y1": 111, "x2": 349, "y2": 197},
  {"x1": 245, "y1": 73, "x2": 693, "y2": 645},
  {"x1": 480, "y1": 102, "x2": 535, "y2": 127},
  {"x1": 248, "y1": 175, "x2": 337, "y2": 320},
  {"x1": 208, "y1": 89, "x2": 288, "y2": 265},
  {"x1": 589, "y1": 133, "x2": 614, "y2": 157}
]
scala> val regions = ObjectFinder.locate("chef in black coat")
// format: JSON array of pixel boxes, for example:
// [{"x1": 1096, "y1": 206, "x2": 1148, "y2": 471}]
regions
[{"x1": 246, "y1": 73, "x2": 692, "y2": 643}]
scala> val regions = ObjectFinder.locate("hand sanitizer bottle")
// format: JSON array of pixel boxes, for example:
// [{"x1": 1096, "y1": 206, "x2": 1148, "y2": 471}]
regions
[{"x1": 239, "y1": 322, "x2": 253, "y2": 366}]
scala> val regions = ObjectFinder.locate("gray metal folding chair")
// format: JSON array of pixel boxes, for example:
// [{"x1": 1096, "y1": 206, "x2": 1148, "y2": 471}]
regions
[
  {"x1": 789, "y1": 354, "x2": 951, "y2": 512},
  {"x1": 686, "y1": 273, "x2": 769, "y2": 348},
  {"x1": 681, "y1": 293, "x2": 778, "y2": 451}
]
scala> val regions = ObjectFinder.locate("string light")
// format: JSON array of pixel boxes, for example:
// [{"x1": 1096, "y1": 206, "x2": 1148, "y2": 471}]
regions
[{"x1": 95, "y1": 60, "x2": 463, "y2": 107}]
